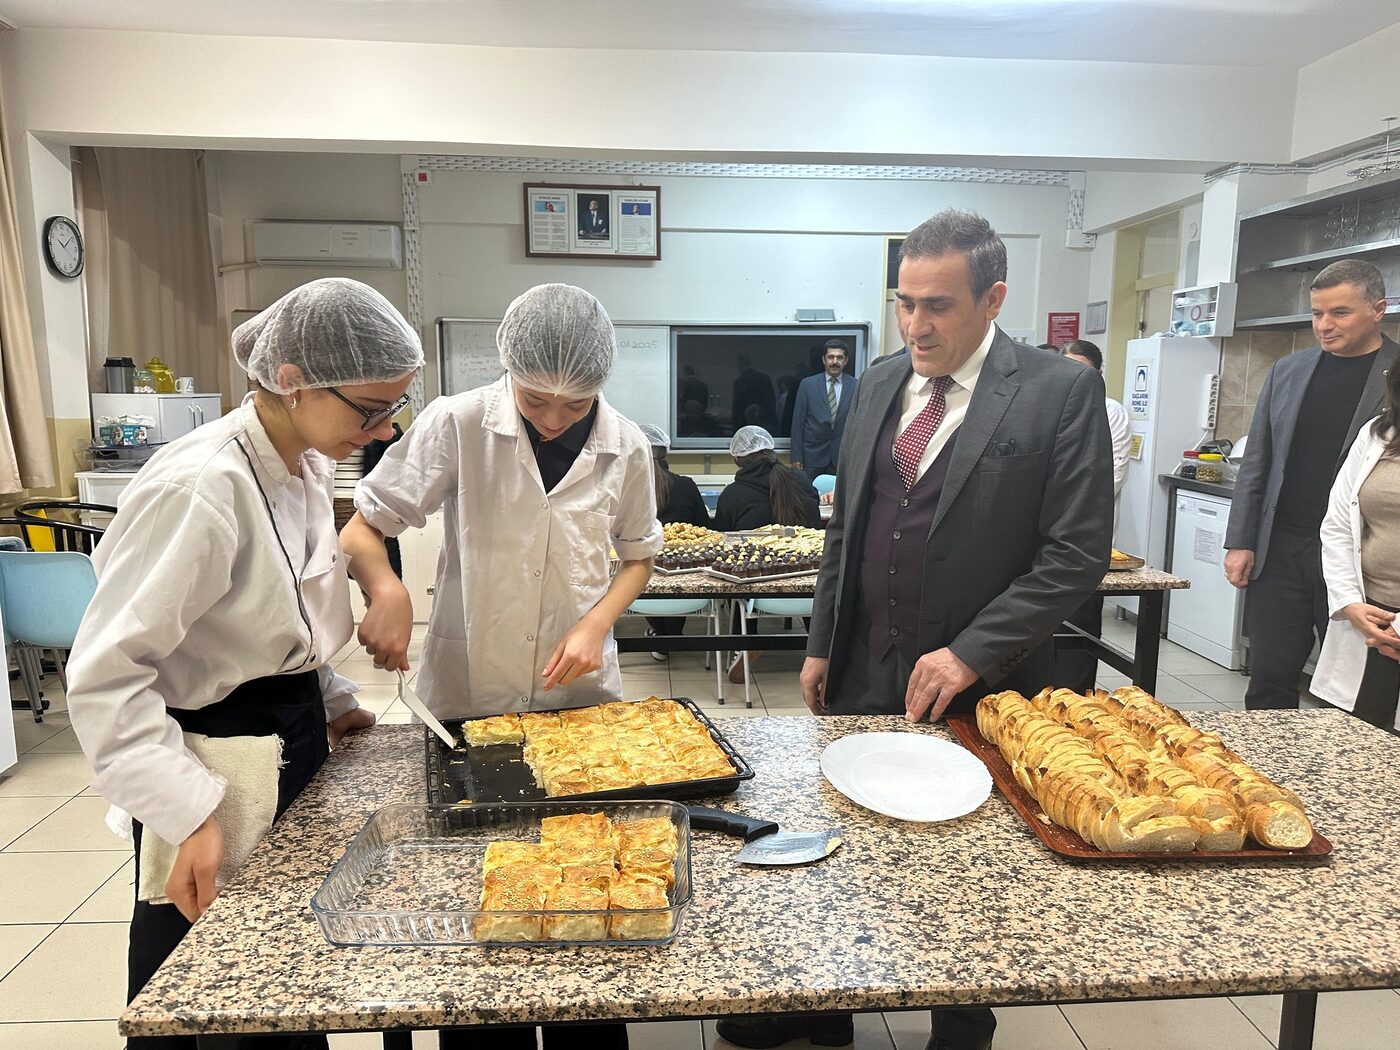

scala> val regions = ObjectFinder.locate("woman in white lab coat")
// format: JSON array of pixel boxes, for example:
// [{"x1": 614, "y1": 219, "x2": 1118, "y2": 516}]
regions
[
  {"x1": 1314, "y1": 363, "x2": 1400, "y2": 732},
  {"x1": 66, "y1": 279, "x2": 422, "y2": 1050},
  {"x1": 342, "y1": 283, "x2": 662, "y2": 719}
]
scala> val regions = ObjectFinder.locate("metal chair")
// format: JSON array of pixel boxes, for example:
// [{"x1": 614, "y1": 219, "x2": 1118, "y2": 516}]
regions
[
  {"x1": 735, "y1": 596, "x2": 814, "y2": 709},
  {"x1": 0, "y1": 551, "x2": 99, "y2": 722},
  {"x1": 7, "y1": 501, "x2": 114, "y2": 554},
  {"x1": 626, "y1": 597, "x2": 727, "y2": 703}
]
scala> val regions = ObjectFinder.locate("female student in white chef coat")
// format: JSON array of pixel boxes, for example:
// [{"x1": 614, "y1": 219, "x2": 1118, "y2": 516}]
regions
[
  {"x1": 66, "y1": 278, "x2": 423, "y2": 1050},
  {"x1": 342, "y1": 282, "x2": 662, "y2": 717}
]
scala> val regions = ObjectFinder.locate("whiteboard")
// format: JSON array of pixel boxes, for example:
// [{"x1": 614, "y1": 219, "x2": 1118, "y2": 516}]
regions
[{"x1": 436, "y1": 318, "x2": 671, "y2": 432}]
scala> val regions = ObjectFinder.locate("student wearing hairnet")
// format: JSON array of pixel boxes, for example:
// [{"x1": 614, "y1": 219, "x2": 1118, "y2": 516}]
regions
[
  {"x1": 638, "y1": 422, "x2": 710, "y2": 657},
  {"x1": 343, "y1": 283, "x2": 663, "y2": 715},
  {"x1": 66, "y1": 278, "x2": 423, "y2": 1050}
]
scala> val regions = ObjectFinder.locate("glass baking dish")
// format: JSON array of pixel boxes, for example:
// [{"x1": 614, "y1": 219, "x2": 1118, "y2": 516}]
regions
[{"x1": 311, "y1": 801, "x2": 693, "y2": 947}]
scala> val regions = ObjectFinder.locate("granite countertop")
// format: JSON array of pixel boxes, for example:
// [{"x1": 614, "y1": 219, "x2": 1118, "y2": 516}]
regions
[
  {"x1": 124, "y1": 711, "x2": 1400, "y2": 1038},
  {"x1": 646, "y1": 566, "x2": 1186, "y2": 597}
]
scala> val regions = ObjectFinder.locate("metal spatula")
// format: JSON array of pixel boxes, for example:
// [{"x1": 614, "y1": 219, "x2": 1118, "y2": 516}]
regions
[
  {"x1": 396, "y1": 671, "x2": 457, "y2": 748},
  {"x1": 688, "y1": 806, "x2": 843, "y2": 867}
]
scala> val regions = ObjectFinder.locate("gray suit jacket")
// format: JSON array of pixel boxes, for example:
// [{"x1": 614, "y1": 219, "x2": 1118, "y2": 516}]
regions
[
  {"x1": 790, "y1": 371, "x2": 855, "y2": 469},
  {"x1": 809, "y1": 327, "x2": 1114, "y2": 709},
  {"x1": 1224, "y1": 335, "x2": 1398, "y2": 579}
]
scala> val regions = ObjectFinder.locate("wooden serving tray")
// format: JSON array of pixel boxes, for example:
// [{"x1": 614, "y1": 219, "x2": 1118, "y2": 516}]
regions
[{"x1": 945, "y1": 713, "x2": 1332, "y2": 861}]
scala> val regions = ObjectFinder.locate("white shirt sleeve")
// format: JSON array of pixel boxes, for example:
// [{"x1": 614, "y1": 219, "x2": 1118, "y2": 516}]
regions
[
  {"x1": 1106, "y1": 398, "x2": 1131, "y2": 496},
  {"x1": 67, "y1": 482, "x2": 237, "y2": 846},
  {"x1": 319, "y1": 666, "x2": 361, "y2": 722},
  {"x1": 610, "y1": 438, "x2": 664, "y2": 562},
  {"x1": 354, "y1": 400, "x2": 460, "y2": 537}
]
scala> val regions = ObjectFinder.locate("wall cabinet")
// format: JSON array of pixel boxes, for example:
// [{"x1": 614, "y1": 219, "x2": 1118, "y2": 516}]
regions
[{"x1": 1235, "y1": 169, "x2": 1400, "y2": 329}]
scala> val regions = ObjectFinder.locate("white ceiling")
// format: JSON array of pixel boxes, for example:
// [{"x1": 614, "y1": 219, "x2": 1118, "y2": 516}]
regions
[{"x1": 3, "y1": 0, "x2": 1397, "y2": 68}]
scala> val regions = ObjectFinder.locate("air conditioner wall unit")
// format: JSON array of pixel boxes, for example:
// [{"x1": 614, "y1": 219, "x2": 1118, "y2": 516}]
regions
[{"x1": 251, "y1": 221, "x2": 403, "y2": 269}]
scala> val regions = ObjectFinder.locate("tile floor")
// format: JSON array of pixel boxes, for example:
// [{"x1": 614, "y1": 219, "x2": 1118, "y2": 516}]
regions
[{"x1": 2, "y1": 619, "x2": 1394, "y2": 1049}]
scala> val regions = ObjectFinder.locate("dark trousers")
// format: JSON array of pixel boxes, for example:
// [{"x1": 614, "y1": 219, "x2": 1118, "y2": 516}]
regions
[
  {"x1": 1352, "y1": 599, "x2": 1400, "y2": 731},
  {"x1": 803, "y1": 463, "x2": 837, "y2": 482},
  {"x1": 127, "y1": 671, "x2": 330, "y2": 1050},
  {"x1": 438, "y1": 1022, "x2": 628, "y2": 1049},
  {"x1": 1244, "y1": 526, "x2": 1330, "y2": 710},
  {"x1": 1053, "y1": 593, "x2": 1104, "y2": 695},
  {"x1": 644, "y1": 616, "x2": 686, "y2": 637}
]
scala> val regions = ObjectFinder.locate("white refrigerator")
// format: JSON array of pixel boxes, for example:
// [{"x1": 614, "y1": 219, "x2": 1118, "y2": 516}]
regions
[
  {"x1": 1113, "y1": 335, "x2": 1221, "y2": 614},
  {"x1": 1167, "y1": 490, "x2": 1246, "y2": 669}
]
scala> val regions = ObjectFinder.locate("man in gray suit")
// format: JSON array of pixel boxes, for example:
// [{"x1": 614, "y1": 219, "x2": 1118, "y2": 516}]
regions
[
  {"x1": 1224, "y1": 259, "x2": 1398, "y2": 709},
  {"x1": 716, "y1": 211, "x2": 1112, "y2": 1050},
  {"x1": 790, "y1": 339, "x2": 856, "y2": 480}
]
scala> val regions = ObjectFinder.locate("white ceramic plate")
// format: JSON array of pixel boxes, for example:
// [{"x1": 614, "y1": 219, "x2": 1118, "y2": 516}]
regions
[{"x1": 819, "y1": 732, "x2": 992, "y2": 823}]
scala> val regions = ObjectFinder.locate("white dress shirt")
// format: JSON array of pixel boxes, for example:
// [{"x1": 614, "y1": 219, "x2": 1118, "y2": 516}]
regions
[
  {"x1": 895, "y1": 322, "x2": 995, "y2": 483},
  {"x1": 826, "y1": 374, "x2": 845, "y2": 413},
  {"x1": 354, "y1": 376, "x2": 664, "y2": 718},
  {"x1": 67, "y1": 396, "x2": 358, "y2": 847}
]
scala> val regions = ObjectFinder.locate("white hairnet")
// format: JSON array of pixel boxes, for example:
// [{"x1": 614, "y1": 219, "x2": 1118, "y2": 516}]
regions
[
  {"x1": 233, "y1": 278, "x2": 423, "y2": 393},
  {"x1": 637, "y1": 423, "x2": 670, "y2": 449},
  {"x1": 730, "y1": 425, "x2": 775, "y2": 458},
  {"x1": 497, "y1": 284, "x2": 616, "y2": 396}
]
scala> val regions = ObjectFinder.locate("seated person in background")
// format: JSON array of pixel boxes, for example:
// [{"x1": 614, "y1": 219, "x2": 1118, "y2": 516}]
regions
[
  {"x1": 715, "y1": 426, "x2": 820, "y2": 683},
  {"x1": 1314, "y1": 361, "x2": 1400, "y2": 732},
  {"x1": 714, "y1": 425, "x2": 820, "y2": 532},
  {"x1": 640, "y1": 422, "x2": 711, "y2": 660}
]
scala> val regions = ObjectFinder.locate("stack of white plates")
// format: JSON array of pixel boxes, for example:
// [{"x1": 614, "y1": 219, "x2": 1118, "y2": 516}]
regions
[
  {"x1": 333, "y1": 450, "x2": 364, "y2": 499},
  {"x1": 819, "y1": 732, "x2": 992, "y2": 822}
]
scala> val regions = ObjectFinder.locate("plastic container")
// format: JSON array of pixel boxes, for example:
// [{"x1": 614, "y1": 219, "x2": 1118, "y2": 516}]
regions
[
  {"x1": 311, "y1": 801, "x2": 693, "y2": 947},
  {"x1": 1195, "y1": 453, "x2": 1227, "y2": 484},
  {"x1": 1176, "y1": 449, "x2": 1200, "y2": 479},
  {"x1": 87, "y1": 443, "x2": 164, "y2": 471},
  {"x1": 132, "y1": 368, "x2": 156, "y2": 393}
]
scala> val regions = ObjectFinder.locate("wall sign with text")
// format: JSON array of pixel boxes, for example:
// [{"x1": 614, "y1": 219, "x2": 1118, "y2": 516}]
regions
[
  {"x1": 524, "y1": 182, "x2": 661, "y2": 260},
  {"x1": 1046, "y1": 311, "x2": 1080, "y2": 346}
]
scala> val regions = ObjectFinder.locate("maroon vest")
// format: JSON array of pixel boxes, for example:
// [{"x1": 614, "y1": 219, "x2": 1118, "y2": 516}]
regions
[{"x1": 857, "y1": 401, "x2": 960, "y2": 667}]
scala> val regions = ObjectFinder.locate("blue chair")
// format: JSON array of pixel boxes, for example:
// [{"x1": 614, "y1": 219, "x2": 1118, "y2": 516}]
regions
[
  {"x1": 626, "y1": 597, "x2": 726, "y2": 703},
  {"x1": 812, "y1": 474, "x2": 837, "y2": 497},
  {"x1": 0, "y1": 551, "x2": 98, "y2": 722},
  {"x1": 735, "y1": 596, "x2": 815, "y2": 709}
]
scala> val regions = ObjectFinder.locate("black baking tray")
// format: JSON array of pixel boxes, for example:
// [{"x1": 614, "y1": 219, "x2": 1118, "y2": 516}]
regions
[{"x1": 425, "y1": 696, "x2": 756, "y2": 805}]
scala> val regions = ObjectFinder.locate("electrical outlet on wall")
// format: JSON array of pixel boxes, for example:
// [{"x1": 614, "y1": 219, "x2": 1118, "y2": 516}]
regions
[{"x1": 1201, "y1": 373, "x2": 1220, "y2": 430}]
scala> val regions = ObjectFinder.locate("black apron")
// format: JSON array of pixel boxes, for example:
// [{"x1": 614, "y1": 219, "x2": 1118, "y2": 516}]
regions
[{"x1": 127, "y1": 669, "x2": 329, "y2": 1050}]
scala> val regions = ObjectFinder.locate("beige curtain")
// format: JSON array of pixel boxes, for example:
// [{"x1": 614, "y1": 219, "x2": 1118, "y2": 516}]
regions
[
  {"x1": 0, "y1": 79, "x2": 56, "y2": 494},
  {"x1": 77, "y1": 147, "x2": 224, "y2": 399}
]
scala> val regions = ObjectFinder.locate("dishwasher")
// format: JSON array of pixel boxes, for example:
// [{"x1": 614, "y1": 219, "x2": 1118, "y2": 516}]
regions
[{"x1": 1167, "y1": 491, "x2": 1246, "y2": 670}]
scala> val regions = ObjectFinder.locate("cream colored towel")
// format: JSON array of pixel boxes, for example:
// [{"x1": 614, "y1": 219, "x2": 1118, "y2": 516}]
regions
[{"x1": 137, "y1": 732, "x2": 282, "y2": 905}]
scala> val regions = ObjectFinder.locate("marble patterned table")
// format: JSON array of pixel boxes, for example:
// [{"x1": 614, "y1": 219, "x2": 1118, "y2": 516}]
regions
[
  {"x1": 628, "y1": 566, "x2": 1189, "y2": 692},
  {"x1": 123, "y1": 710, "x2": 1399, "y2": 1050}
]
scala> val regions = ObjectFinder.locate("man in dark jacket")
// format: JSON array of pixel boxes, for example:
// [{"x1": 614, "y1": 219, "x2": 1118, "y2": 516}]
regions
[{"x1": 790, "y1": 339, "x2": 856, "y2": 481}]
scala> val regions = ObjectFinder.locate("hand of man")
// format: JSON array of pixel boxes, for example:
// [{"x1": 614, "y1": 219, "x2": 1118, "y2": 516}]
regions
[
  {"x1": 904, "y1": 647, "x2": 978, "y2": 723},
  {"x1": 800, "y1": 657, "x2": 829, "y2": 714},
  {"x1": 1223, "y1": 549, "x2": 1255, "y2": 589},
  {"x1": 791, "y1": 460, "x2": 803, "y2": 470},
  {"x1": 356, "y1": 581, "x2": 414, "y2": 672},
  {"x1": 542, "y1": 620, "x2": 607, "y2": 689},
  {"x1": 166, "y1": 817, "x2": 224, "y2": 923},
  {"x1": 328, "y1": 706, "x2": 376, "y2": 748},
  {"x1": 820, "y1": 491, "x2": 835, "y2": 506}
]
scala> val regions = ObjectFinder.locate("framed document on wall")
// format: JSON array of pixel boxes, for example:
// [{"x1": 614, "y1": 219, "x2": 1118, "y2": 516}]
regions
[{"x1": 524, "y1": 183, "x2": 661, "y2": 260}]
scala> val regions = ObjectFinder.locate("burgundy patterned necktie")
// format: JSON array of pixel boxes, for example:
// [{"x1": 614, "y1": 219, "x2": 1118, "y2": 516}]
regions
[{"x1": 892, "y1": 375, "x2": 955, "y2": 490}]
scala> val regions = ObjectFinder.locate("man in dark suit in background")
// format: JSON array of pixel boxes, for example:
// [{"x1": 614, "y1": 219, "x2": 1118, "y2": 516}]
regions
[
  {"x1": 717, "y1": 211, "x2": 1113, "y2": 1050},
  {"x1": 1224, "y1": 259, "x2": 1398, "y2": 709},
  {"x1": 790, "y1": 338, "x2": 856, "y2": 480}
]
